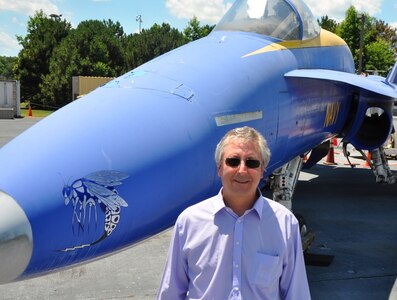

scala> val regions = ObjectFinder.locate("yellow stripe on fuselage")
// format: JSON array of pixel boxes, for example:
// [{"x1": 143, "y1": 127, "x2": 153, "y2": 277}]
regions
[{"x1": 242, "y1": 29, "x2": 347, "y2": 58}]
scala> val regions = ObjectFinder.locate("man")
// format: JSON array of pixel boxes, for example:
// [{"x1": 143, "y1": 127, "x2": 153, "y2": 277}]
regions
[{"x1": 157, "y1": 126, "x2": 310, "y2": 299}]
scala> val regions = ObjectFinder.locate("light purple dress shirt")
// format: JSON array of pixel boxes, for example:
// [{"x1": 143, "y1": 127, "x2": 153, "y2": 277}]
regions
[{"x1": 157, "y1": 189, "x2": 311, "y2": 300}]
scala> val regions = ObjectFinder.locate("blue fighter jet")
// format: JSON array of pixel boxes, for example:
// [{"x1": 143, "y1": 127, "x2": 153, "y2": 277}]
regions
[{"x1": 0, "y1": 0, "x2": 396, "y2": 284}]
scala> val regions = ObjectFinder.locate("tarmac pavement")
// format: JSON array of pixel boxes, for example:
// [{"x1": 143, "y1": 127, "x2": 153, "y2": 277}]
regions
[
  {"x1": 0, "y1": 118, "x2": 39, "y2": 147},
  {"x1": 0, "y1": 117, "x2": 396, "y2": 299}
]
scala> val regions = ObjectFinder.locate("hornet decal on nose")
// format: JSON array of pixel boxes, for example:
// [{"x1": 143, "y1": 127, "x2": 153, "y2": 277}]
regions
[{"x1": 60, "y1": 170, "x2": 129, "y2": 251}]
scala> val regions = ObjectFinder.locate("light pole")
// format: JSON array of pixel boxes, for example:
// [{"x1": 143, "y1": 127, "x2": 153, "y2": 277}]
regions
[
  {"x1": 49, "y1": 14, "x2": 62, "y2": 20},
  {"x1": 357, "y1": 13, "x2": 366, "y2": 74},
  {"x1": 136, "y1": 15, "x2": 142, "y2": 33}
]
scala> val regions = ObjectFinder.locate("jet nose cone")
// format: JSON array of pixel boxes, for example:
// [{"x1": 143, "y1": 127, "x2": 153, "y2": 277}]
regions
[{"x1": 0, "y1": 191, "x2": 33, "y2": 284}]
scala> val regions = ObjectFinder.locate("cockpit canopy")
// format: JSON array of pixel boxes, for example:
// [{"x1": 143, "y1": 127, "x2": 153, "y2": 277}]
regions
[{"x1": 214, "y1": 0, "x2": 320, "y2": 40}]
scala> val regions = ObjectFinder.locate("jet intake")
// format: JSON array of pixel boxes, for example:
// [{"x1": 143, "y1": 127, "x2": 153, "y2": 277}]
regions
[{"x1": 344, "y1": 107, "x2": 392, "y2": 151}]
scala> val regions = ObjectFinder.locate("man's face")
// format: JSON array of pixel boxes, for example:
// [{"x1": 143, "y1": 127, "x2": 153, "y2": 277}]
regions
[{"x1": 218, "y1": 138, "x2": 264, "y2": 200}]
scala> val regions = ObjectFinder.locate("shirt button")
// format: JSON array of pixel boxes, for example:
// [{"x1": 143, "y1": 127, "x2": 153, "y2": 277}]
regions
[
  {"x1": 236, "y1": 241, "x2": 240, "y2": 245},
  {"x1": 235, "y1": 264, "x2": 239, "y2": 268}
]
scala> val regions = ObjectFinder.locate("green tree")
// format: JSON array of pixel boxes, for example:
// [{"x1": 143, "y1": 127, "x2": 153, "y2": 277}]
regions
[
  {"x1": 336, "y1": 6, "x2": 364, "y2": 70},
  {"x1": 183, "y1": 17, "x2": 215, "y2": 42},
  {"x1": 374, "y1": 19, "x2": 397, "y2": 52},
  {"x1": 336, "y1": 6, "x2": 395, "y2": 74},
  {"x1": 318, "y1": 16, "x2": 338, "y2": 33},
  {"x1": 375, "y1": 20, "x2": 397, "y2": 45},
  {"x1": 122, "y1": 23, "x2": 186, "y2": 71},
  {"x1": 0, "y1": 56, "x2": 17, "y2": 79},
  {"x1": 41, "y1": 19, "x2": 125, "y2": 106},
  {"x1": 365, "y1": 38, "x2": 395, "y2": 75},
  {"x1": 14, "y1": 11, "x2": 71, "y2": 104}
]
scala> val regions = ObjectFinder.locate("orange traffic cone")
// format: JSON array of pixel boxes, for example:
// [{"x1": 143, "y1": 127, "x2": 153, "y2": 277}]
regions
[
  {"x1": 28, "y1": 105, "x2": 32, "y2": 117},
  {"x1": 364, "y1": 151, "x2": 371, "y2": 167},
  {"x1": 332, "y1": 138, "x2": 339, "y2": 154},
  {"x1": 324, "y1": 139, "x2": 337, "y2": 165}
]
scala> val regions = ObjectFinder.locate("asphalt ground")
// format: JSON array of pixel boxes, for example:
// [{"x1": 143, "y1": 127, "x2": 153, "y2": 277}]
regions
[{"x1": 0, "y1": 117, "x2": 396, "y2": 300}]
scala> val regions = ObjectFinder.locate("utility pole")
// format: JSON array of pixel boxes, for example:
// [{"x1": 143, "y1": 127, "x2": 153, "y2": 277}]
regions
[
  {"x1": 136, "y1": 15, "x2": 142, "y2": 33},
  {"x1": 357, "y1": 13, "x2": 366, "y2": 74}
]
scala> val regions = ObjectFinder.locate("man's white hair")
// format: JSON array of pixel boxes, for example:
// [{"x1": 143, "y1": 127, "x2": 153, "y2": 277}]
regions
[{"x1": 215, "y1": 126, "x2": 271, "y2": 167}]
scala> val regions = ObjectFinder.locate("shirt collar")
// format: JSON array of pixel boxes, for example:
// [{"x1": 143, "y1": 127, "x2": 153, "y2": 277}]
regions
[
  {"x1": 251, "y1": 190, "x2": 264, "y2": 219},
  {"x1": 212, "y1": 189, "x2": 227, "y2": 215},
  {"x1": 213, "y1": 188, "x2": 263, "y2": 220}
]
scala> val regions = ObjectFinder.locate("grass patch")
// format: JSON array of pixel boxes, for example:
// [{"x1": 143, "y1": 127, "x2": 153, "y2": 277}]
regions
[{"x1": 20, "y1": 108, "x2": 53, "y2": 118}]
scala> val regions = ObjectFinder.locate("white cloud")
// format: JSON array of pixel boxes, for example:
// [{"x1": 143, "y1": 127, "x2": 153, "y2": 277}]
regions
[
  {"x1": 0, "y1": 31, "x2": 21, "y2": 56},
  {"x1": 305, "y1": 0, "x2": 382, "y2": 21},
  {"x1": 166, "y1": 0, "x2": 232, "y2": 24},
  {"x1": 0, "y1": 0, "x2": 60, "y2": 16},
  {"x1": 352, "y1": 0, "x2": 381, "y2": 15},
  {"x1": 390, "y1": 22, "x2": 397, "y2": 29},
  {"x1": 166, "y1": 0, "x2": 386, "y2": 25}
]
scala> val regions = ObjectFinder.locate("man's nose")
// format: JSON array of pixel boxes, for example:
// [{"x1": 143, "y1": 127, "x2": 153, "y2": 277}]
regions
[{"x1": 237, "y1": 161, "x2": 248, "y2": 172}]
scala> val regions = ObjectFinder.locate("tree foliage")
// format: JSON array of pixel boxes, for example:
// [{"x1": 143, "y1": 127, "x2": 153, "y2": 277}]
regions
[
  {"x1": 374, "y1": 19, "x2": 397, "y2": 50},
  {"x1": 183, "y1": 17, "x2": 215, "y2": 42},
  {"x1": 123, "y1": 23, "x2": 186, "y2": 72},
  {"x1": 336, "y1": 6, "x2": 366, "y2": 66},
  {"x1": 14, "y1": 11, "x2": 71, "y2": 104},
  {"x1": 321, "y1": 6, "x2": 396, "y2": 75},
  {"x1": 41, "y1": 19, "x2": 125, "y2": 106},
  {"x1": 365, "y1": 38, "x2": 395, "y2": 73},
  {"x1": 0, "y1": 56, "x2": 16, "y2": 79},
  {"x1": 318, "y1": 16, "x2": 338, "y2": 33}
]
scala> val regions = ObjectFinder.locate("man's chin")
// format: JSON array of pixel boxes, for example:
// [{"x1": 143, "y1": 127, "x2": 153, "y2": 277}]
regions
[{"x1": 231, "y1": 183, "x2": 255, "y2": 194}]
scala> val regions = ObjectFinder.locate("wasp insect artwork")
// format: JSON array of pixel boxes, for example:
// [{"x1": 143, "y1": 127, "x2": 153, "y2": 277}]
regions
[{"x1": 60, "y1": 170, "x2": 129, "y2": 251}]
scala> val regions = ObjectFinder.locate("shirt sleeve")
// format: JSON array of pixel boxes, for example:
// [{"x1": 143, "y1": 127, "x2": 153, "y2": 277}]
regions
[
  {"x1": 279, "y1": 216, "x2": 311, "y2": 300},
  {"x1": 157, "y1": 218, "x2": 189, "y2": 300}
]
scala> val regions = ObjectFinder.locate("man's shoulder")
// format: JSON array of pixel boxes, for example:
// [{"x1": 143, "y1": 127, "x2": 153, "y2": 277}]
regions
[
  {"x1": 261, "y1": 196, "x2": 298, "y2": 221},
  {"x1": 177, "y1": 195, "x2": 218, "y2": 223}
]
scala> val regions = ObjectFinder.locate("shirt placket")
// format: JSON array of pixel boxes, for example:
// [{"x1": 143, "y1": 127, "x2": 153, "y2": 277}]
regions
[{"x1": 230, "y1": 217, "x2": 244, "y2": 299}]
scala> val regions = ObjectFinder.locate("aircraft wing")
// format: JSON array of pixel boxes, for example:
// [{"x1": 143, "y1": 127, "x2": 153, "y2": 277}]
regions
[
  {"x1": 285, "y1": 67, "x2": 397, "y2": 152},
  {"x1": 285, "y1": 69, "x2": 397, "y2": 99}
]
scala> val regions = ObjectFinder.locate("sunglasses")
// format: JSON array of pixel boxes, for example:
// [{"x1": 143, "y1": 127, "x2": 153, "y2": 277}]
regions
[{"x1": 225, "y1": 157, "x2": 261, "y2": 169}]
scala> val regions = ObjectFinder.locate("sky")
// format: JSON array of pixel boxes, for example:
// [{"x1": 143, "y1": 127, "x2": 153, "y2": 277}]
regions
[{"x1": 0, "y1": 0, "x2": 396, "y2": 57}]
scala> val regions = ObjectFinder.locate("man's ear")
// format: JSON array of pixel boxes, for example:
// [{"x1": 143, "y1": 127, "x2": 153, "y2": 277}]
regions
[{"x1": 217, "y1": 164, "x2": 222, "y2": 177}]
